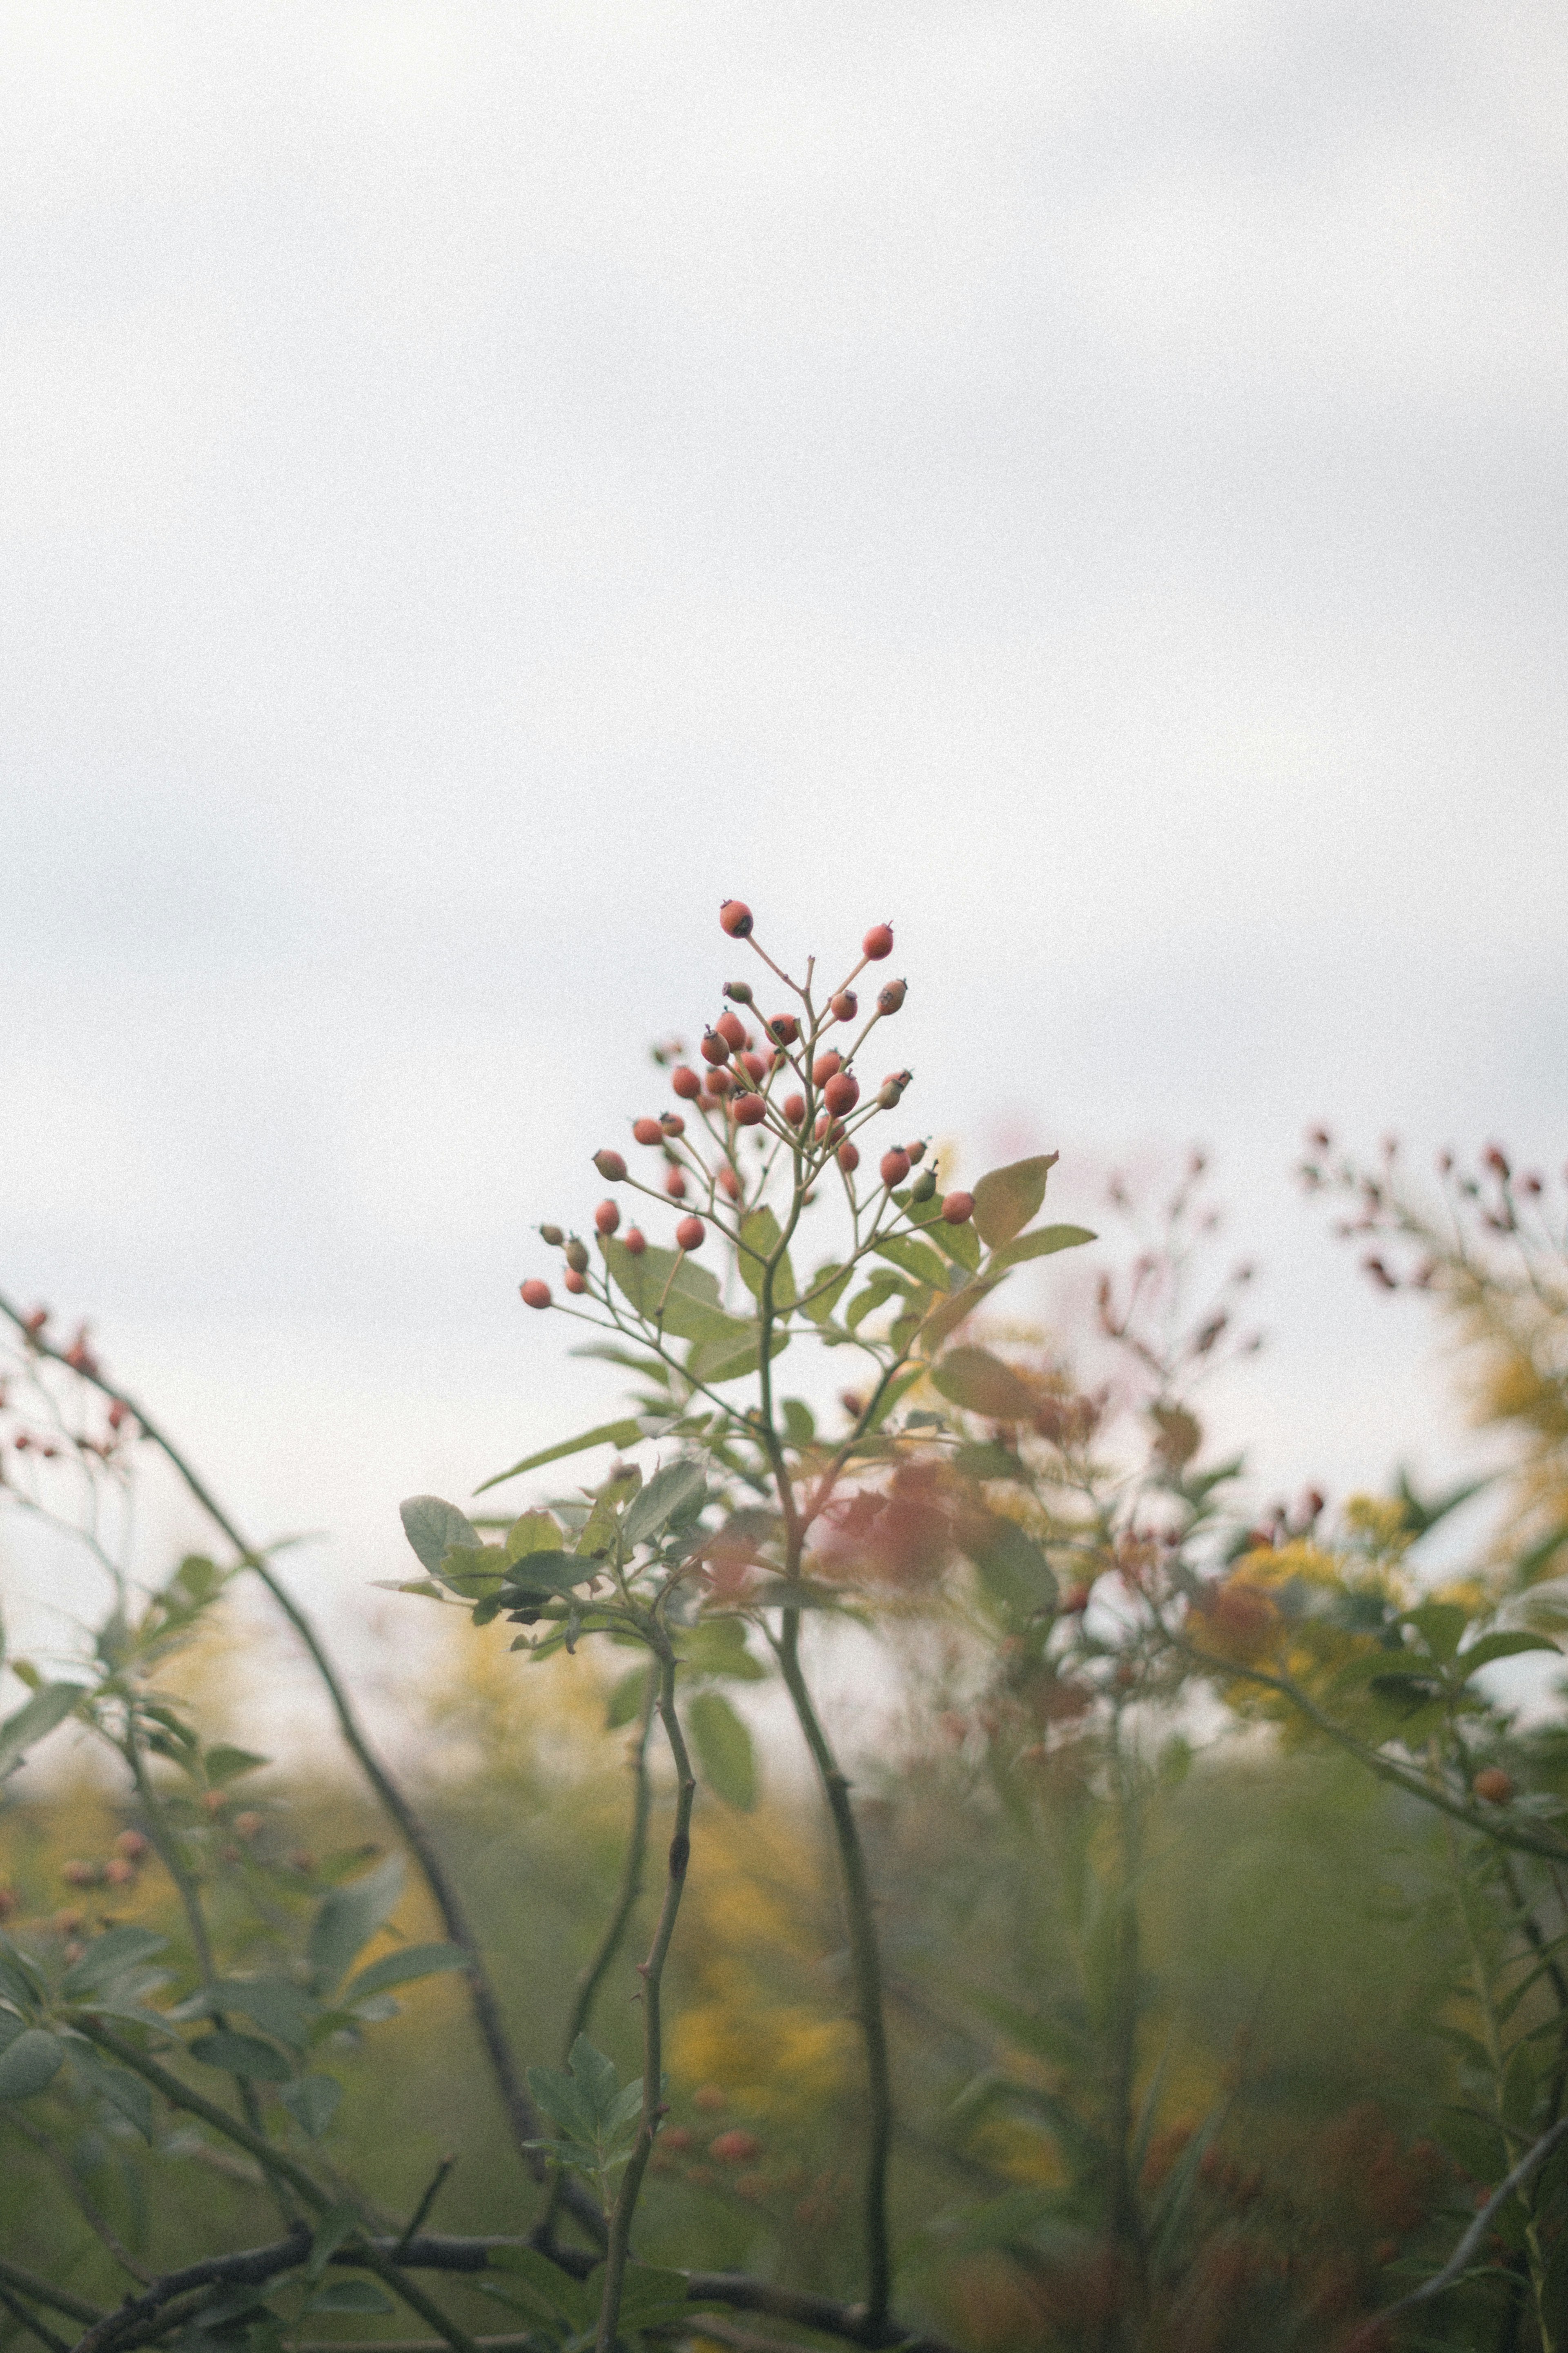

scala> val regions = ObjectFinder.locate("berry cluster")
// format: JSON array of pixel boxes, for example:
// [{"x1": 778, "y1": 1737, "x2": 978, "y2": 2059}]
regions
[{"x1": 519, "y1": 902, "x2": 974, "y2": 1315}]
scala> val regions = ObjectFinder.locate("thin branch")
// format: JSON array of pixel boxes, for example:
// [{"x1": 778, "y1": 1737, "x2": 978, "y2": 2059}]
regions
[
  {"x1": 0, "y1": 2268, "x2": 99, "y2": 2332},
  {"x1": 0, "y1": 2286, "x2": 69, "y2": 2353},
  {"x1": 5, "y1": 2115, "x2": 150, "y2": 2284},
  {"x1": 1372, "y1": 2114, "x2": 1568, "y2": 2331}
]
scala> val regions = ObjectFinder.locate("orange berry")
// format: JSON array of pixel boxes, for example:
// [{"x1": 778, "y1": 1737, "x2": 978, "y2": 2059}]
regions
[
  {"x1": 1474, "y1": 1766, "x2": 1515, "y2": 1804},
  {"x1": 905, "y1": 1140, "x2": 925, "y2": 1163},
  {"x1": 706, "y1": 1067, "x2": 733, "y2": 1096},
  {"x1": 672, "y1": 1066, "x2": 702, "y2": 1100},
  {"x1": 661, "y1": 2125, "x2": 693, "y2": 2152},
  {"x1": 717, "y1": 1010, "x2": 747, "y2": 1050},
  {"x1": 733, "y1": 1092, "x2": 767, "y2": 1126},
  {"x1": 880, "y1": 1148, "x2": 910, "y2": 1187},
  {"x1": 830, "y1": 990, "x2": 858, "y2": 1022},
  {"x1": 815, "y1": 1113, "x2": 844, "y2": 1143},
  {"x1": 823, "y1": 1071, "x2": 860, "y2": 1116},
  {"x1": 877, "y1": 977, "x2": 906, "y2": 1014},
  {"x1": 812, "y1": 1050, "x2": 842, "y2": 1086},
  {"x1": 564, "y1": 1269, "x2": 588, "y2": 1294},
  {"x1": 719, "y1": 899, "x2": 753, "y2": 938},
  {"x1": 784, "y1": 1093, "x2": 806, "y2": 1125},
  {"x1": 595, "y1": 1200, "x2": 620, "y2": 1235},
  {"x1": 694, "y1": 2086, "x2": 726, "y2": 2113},
  {"x1": 660, "y1": 1112, "x2": 686, "y2": 1136},
  {"x1": 741, "y1": 1050, "x2": 768, "y2": 1082},
  {"x1": 942, "y1": 1191, "x2": 974, "y2": 1225},
  {"x1": 676, "y1": 1216, "x2": 706, "y2": 1252},
  {"x1": 718, "y1": 1166, "x2": 742, "y2": 1200},
  {"x1": 701, "y1": 1029, "x2": 731, "y2": 1066},
  {"x1": 624, "y1": 1227, "x2": 647, "y2": 1256},
  {"x1": 104, "y1": 1858, "x2": 136, "y2": 1886},
  {"x1": 710, "y1": 2129, "x2": 762, "y2": 2163},
  {"x1": 633, "y1": 1117, "x2": 664, "y2": 1146},
  {"x1": 767, "y1": 1013, "x2": 799, "y2": 1044},
  {"x1": 666, "y1": 1167, "x2": 688, "y2": 1199},
  {"x1": 114, "y1": 1830, "x2": 149, "y2": 1860},
  {"x1": 837, "y1": 1141, "x2": 860, "y2": 1173},
  {"x1": 863, "y1": 923, "x2": 893, "y2": 959},
  {"x1": 593, "y1": 1149, "x2": 627, "y2": 1182},
  {"x1": 521, "y1": 1279, "x2": 552, "y2": 1309}
]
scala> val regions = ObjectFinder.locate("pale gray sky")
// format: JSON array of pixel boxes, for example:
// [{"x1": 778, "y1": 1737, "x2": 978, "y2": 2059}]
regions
[{"x1": 3, "y1": 1, "x2": 1565, "y2": 1677}]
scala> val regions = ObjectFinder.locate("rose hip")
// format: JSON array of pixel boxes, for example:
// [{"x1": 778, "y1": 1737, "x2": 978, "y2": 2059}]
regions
[
  {"x1": 741, "y1": 1050, "x2": 768, "y2": 1082},
  {"x1": 716, "y1": 1009, "x2": 747, "y2": 1050},
  {"x1": 660, "y1": 1113, "x2": 685, "y2": 1136},
  {"x1": 593, "y1": 1149, "x2": 627, "y2": 1181},
  {"x1": 666, "y1": 1167, "x2": 688, "y2": 1199},
  {"x1": 767, "y1": 1013, "x2": 799, "y2": 1044},
  {"x1": 564, "y1": 1269, "x2": 588, "y2": 1294},
  {"x1": 672, "y1": 1066, "x2": 702, "y2": 1100},
  {"x1": 724, "y1": 979, "x2": 753, "y2": 1004},
  {"x1": 863, "y1": 922, "x2": 894, "y2": 959},
  {"x1": 880, "y1": 1148, "x2": 911, "y2": 1187},
  {"x1": 565, "y1": 1240, "x2": 590, "y2": 1272},
  {"x1": 594, "y1": 1200, "x2": 620, "y2": 1235},
  {"x1": 905, "y1": 1140, "x2": 925, "y2": 1164},
  {"x1": 706, "y1": 1067, "x2": 733, "y2": 1096},
  {"x1": 520, "y1": 1279, "x2": 552, "y2": 1308},
  {"x1": 624, "y1": 1227, "x2": 647, "y2": 1256},
  {"x1": 733, "y1": 1092, "x2": 767, "y2": 1126},
  {"x1": 877, "y1": 977, "x2": 906, "y2": 1014},
  {"x1": 942, "y1": 1190, "x2": 974, "y2": 1224},
  {"x1": 633, "y1": 1117, "x2": 664, "y2": 1146},
  {"x1": 540, "y1": 1223, "x2": 565, "y2": 1246},
  {"x1": 815, "y1": 1113, "x2": 844, "y2": 1144},
  {"x1": 812, "y1": 1050, "x2": 842, "y2": 1086},
  {"x1": 702, "y1": 1028, "x2": 731, "y2": 1066},
  {"x1": 719, "y1": 900, "x2": 753, "y2": 938},
  {"x1": 830, "y1": 989, "x2": 858, "y2": 1022},
  {"x1": 719, "y1": 1165, "x2": 742, "y2": 1200},
  {"x1": 784, "y1": 1093, "x2": 806, "y2": 1125},
  {"x1": 676, "y1": 1214, "x2": 706, "y2": 1251},
  {"x1": 837, "y1": 1140, "x2": 860, "y2": 1173},
  {"x1": 823, "y1": 1071, "x2": 860, "y2": 1116}
]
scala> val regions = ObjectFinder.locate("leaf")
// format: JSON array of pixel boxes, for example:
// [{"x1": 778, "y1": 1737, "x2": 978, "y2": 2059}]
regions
[
  {"x1": 189, "y1": 2030, "x2": 293, "y2": 2082},
  {"x1": 686, "y1": 1690, "x2": 757, "y2": 1809},
  {"x1": 307, "y1": 1855, "x2": 405, "y2": 1994},
  {"x1": 678, "y1": 1618, "x2": 767, "y2": 1682},
  {"x1": 71, "y1": 2046, "x2": 154, "y2": 2141},
  {"x1": 932, "y1": 1347, "x2": 1039, "y2": 1422},
  {"x1": 737, "y1": 1208, "x2": 797, "y2": 1310},
  {"x1": 0, "y1": 1937, "x2": 44, "y2": 2010},
  {"x1": 0, "y1": 2027, "x2": 63, "y2": 2099},
  {"x1": 928, "y1": 1214, "x2": 982, "y2": 1274},
  {"x1": 399, "y1": 1496, "x2": 481, "y2": 1575},
  {"x1": 305, "y1": 2279, "x2": 393, "y2": 2315},
  {"x1": 485, "y1": 2247, "x2": 594, "y2": 2328},
  {"x1": 1457, "y1": 1631, "x2": 1561, "y2": 1678},
  {"x1": 960, "y1": 1514, "x2": 1058, "y2": 1617},
  {"x1": 782, "y1": 1398, "x2": 816, "y2": 1447},
  {"x1": 606, "y1": 1663, "x2": 656, "y2": 1729},
  {"x1": 799, "y1": 1262, "x2": 852, "y2": 1325},
  {"x1": 604, "y1": 2264, "x2": 695, "y2": 2328},
  {"x1": 1408, "y1": 1601, "x2": 1470, "y2": 1662},
  {"x1": 846, "y1": 1271, "x2": 907, "y2": 1334},
  {"x1": 475, "y1": 1419, "x2": 646, "y2": 1496},
  {"x1": 504, "y1": 1510, "x2": 566, "y2": 1563},
  {"x1": 281, "y1": 2074, "x2": 343, "y2": 2139},
  {"x1": 989, "y1": 1223, "x2": 1097, "y2": 1272},
  {"x1": 61, "y1": 1927, "x2": 167, "y2": 2000},
  {"x1": 920, "y1": 1278, "x2": 1004, "y2": 1352},
  {"x1": 972, "y1": 1155, "x2": 1059, "y2": 1249},
  {"x1": 0, "y1": 1682, "x2": 86, "y2": 1779},
  {"x1": 686, "y1": 1322, "x2": 789, "y2": 1387},
  {"x1": 203, "y1": 1745, "x2": 269, "y2": 1785},
  {"x1": 201, "y1": 1975, "x2": 316, "y2": 2050},
  {"x1": 599, "y1": 1237, "x2": 731, "y2": 1342},
  {"x1": 873, "y1": 1236, "x2": 950, "y2": 1289},
  {"x1": 625, "y1": 1459, "x2": 708, "y2": 1550},
  {"x1": 341, "y1": 1943, "x2": 470, "y2": 2004}
]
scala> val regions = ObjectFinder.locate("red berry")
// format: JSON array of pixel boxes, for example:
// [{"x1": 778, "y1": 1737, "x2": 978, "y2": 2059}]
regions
[
  {"x1": 880, "y1": 1148, "x2": 911, "y2": 1187},
  {"x1": 812, "y1": 1050, "x2": 842, "y2": 1086},
  {"x1": 719, "y1": 899, "x2": 754, "y2": 938},
  {"x1": 710, "y1": 2129, "x2": 762, "y2": 2164},
  {"x1": 863, "y1": 922, "x2": 894, "y2": 960},
  {"x1": 823, "y1": 1071, "x2": 860, "y2": 1116},
  {"x1": 815, "y1": 1113, "x2": 844, "y2": 1143},
  {"x1": 564, "y1": 1269, "x2": 588, "y2": 1294},
  {"x1": 733, "y1": 1092, "x2": 767, "y2": 1126},
  {"x1": 633, "y1": 1117, "x2": 664, "y2": 1146},
  {"x1": 702, "y1": 1028, "x2": 731, "y2": 1067},
  {"x1": 877, "y1": 977, "x2": 906, "y2": 1014},
  {"x1": 718, "y1": 1165, "x2": 742, "y2": 1200},
  {"x1": 666, "y1": 1167, "x2": 688, "y2": 1199},
  {"x1": 784, "y1": 1093, "x2": 806, "y2": 1126},
  {"x1": 706, "y1": 1067, "x2": 733, "y2": 1096},
  {"x1": 520, "y1": 1280, "x2": 552, "y2": 1309},
  {"x1": 595, "y1": 1200, "x2": 620, "y2": 1236},
  {"x1": 660, "y1": 1113, "x2": 685, "y2": 1136},
  {"x1": 593, "y1": 1149, "x2": 627, "y2": 1182},
  {"x1": 837, "y1": 1141, "x2": 860, "y2": 1173},
  {"x1": 672, "y1": 1066, "x2": 702, "y2": 1100},
  {"x1": 942, "y1": 1190, "x2": 974, "y2": 1225},
  {"x1": 676, "y1": 1215, "x2": 706, "y2": 1251},
  {"x1": 114, "y1": 1830, "x2": 149, "y2": 1860},
  {"x1": 741, "y1": 1050, "x2": 767, "y2": 1082},
  {"x1": 1061, "y1": 1583, "x2": 1093, "y2": 1613},
  {"x1": 905, "y1": 1140, "x2": 925, "y2": 1164},
  {"x1": 768, "y1": 1013, "x2": 799, "y2": 1044},
  {"x1": 717, "y1": 1009, "x2": 747, "y2": 1050},
  {"x1": 624, "y1": 1227, "x2": 647, "y2": 1256},
  {"x1": 830, "y1": 990, "x2": 858, "y2": 1022},
  {"x1": 1474, "y1": 1766, "x2": 1515, "y2": 1805}
]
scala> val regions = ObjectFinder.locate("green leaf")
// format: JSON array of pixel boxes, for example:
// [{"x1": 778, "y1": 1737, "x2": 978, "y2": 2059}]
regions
[
  {"x1": 972, "y1": 1155, "x2": 1059, "y2": 1248},
  {"x1": 504, "y1": 1510, "x2": 566, "y2": 1563},
  {"x1": 919, "y1": 1277, "x2": 1004, "y2": 1352},
  {"x1": 847, "y1": 1271, "x2": 907, "y2": 1333},
  {"x1": 678, "y1": 1618, "x2": 767, "y2": 1682},
  {"x1": 989, "y1": 1223, "x2": 1096, "y2": 1272},
  {"x1": 203, "y1": 1745, "x2": 269, "y2": 1785},
  {"x1": 1457, "y1": 1631, "x2": 1561, "y2": 1677},
  {"x1": 0, "y1": 1682, "x2": 86, "y2": 1780},
  {"x1": 281, "y1": 2073, "x2": 343, "y2": 2139},
  {"x1": 341, "y1": 1943, "x2": 470, "y2": 2004},
  {"x1": 686, "y1": 1322, "x2": 789, "y2": 1387},
  {"x1": 686, "y1": 1690, "x2": 757, "y2": 1809},
  {"x1": 475, "y1": 1419, "x2": 646, "y2": 1496},
  {"x1": 928, "y1": 1215, "x2": 982, "y2": 1274},
  {"x1": 0, "y1": 1936, "x2": 43, "y2": 2010},
  {"x1": 932, "y1": 1347, "x2": 1039, "y2": 1422},
  {"x1": 485, "y1": 2247, "x2": 594, "y2": 2327},
  {"x1": 799, "y1": 1262, "x2": 852, "y2": 1325},
  {"x1": 399, "y1": 1496, "x2": 481, "y2": 1575},
  {"x1": 782, "y1": 1398, "x2": 816, "y2": 1447},
  {"x1": 599, "y1": 1236, "x2": 731, "y2": 1341},
  {"x1": 305, "y1": 2279, "x2": 393, "y2": 2315},
  {"x1": 604, "y1": 2264, "x2": 695, "y2": 2328},
  {"x1": 201, "y1": 1976, "x2": 316, "y2": 2049},
  {"x1": 737, "y1": 1208, "x2": 797, "y2": 1309},
  {"x1": 960, "y1": 1514, "x2": 1058, "y2": 1617},
  {"x1": 1408, "y1": 1601, "x2": 1470, "y2": 1662},
  {"x1": 307, "y1": 1855, "x2": 405, "y2": 1995},
  {"x1": 71, "y1": 2046, "x2": 154, "y2": 2141},
  {"x1": 625, "y1": 1459, "x2": 708, "y2": 1550},
  {"x1": 189, "y1": 2030, "x2": 292, "y2": 2082},
  {"x1": 0, "y1": 2027, "x2": 63, "y2": 2101},
  {"x1": 606, "y1": 1663, "x2": 656, "y2": 1729},
  {"x1": 61, "y1": 1926, "x2": 167, "y2": 2000},
  {"x1": 873, "y1": 1235, "x2": 950, "y2": 1289},
  {"x1": 954, "y1": 1441, "x2": 1031, "y2": 1483}
]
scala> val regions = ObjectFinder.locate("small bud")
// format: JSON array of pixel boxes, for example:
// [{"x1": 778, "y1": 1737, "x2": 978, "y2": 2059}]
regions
[
  {"x1": 521, "y1": 1280, "x2": 552, "y2": 1309},
  {"x1": 877, "y1": 977, "x2": 906, "y2": 1014},
  {"x1": 633, "y1": 1117, "x2": 664, "y2": 1146},
  {"x1": 824, "y1": 1071, "x2": 860, "y2": 1116},
  {"x1": 595, "y1": 1200, "x2": 620, "y2": 1235},
  {"x1": 880, "y1": 1148, "x2": 911, "y2": 1187},
  {"x1": 767, "y1": 1013, "x2": 799, "y2": 1044},
  {"x1": 565, "y1": 1239, "x2": 590, "y2": 1272},
  {"x1": 719, "y1": 899, "x2": 753, "y2": 938},
  {"x1": 812, "y1": 1050, "x2": 842, "y2": 1086},
  {"x1": 564, "y1": 1269, "x2": 588, "y2": 1294},
  {"x1": 837, "y1": 1141, "x2": 860, "y2": 1173},
  {"x1": 593, "y1": 1149, "x2": 627, "y2": 1182},
  {"x1": 724, "y1": 979, "x2": 754, "y2": 1004},
  {"x1": 624, "y1": 1227, "x2": 647, "y2": 1256},
  {"x1": 830, "y1": 990, "x2": 858, "y2": 1022},
  {"x1": 862, "y1": 923, "x2": 894, "y2": 960},
  {"x1": 539, "y1": 1224, "x2": 564, "y2": 1247},
  {"x1": 911, "y1": 1168, "x2": 936, "y2": 1201},
  {"x1": 672, "y1": 1066, "x2": 702, "y2": 1100},
  {"x1": 942, "y1": 1191, "x2": 974, "y2": 1225},
  {"x1": 676, "y1": 1215, "x2": 706, "y2": 1252}
]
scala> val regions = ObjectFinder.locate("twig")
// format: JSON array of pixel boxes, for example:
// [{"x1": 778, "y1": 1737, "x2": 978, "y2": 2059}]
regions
[
  {"x1": 0, "y1": 2267, "x2": 99, "y2": 2332},
  {"x1": 0, "y1": 2285, "x2": 69, "y2": 2353},
  {"x1": 395, "y1": 2157, "x2": 457, "y2": 2259},
  {"x1": 5, "y1": 2116, "x2": 150, "y2": 2284},
  {"x1": 1373, "y1": 2114, "x2": 1568, "y2": 2330}
]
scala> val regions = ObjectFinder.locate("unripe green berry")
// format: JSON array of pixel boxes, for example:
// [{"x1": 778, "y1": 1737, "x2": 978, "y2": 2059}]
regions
[
  {"x1": 565, "y1": 1239, "x2": 590, "y2": 1273},
  {"x1": 540, "y1": 1224, "x2": 565, "y2": 1247},
  {"x1": 724, "y1": 979, "x2": 754, "y2": 1004},
  {"x1": 911, "y1": 1168, "x2": 936, "y2": 1201}
]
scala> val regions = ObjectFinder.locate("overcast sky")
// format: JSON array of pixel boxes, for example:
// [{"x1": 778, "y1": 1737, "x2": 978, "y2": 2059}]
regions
[{"x1": 3, "y1": 1, "x2": 1565, "y2": 1694}]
